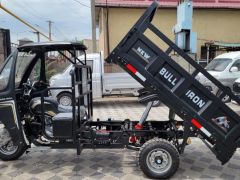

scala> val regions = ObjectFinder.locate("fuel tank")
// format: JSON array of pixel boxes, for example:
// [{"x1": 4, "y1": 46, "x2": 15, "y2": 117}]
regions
[{"x1": 29, "y1": 97, "x2": 59, "y2": 116}]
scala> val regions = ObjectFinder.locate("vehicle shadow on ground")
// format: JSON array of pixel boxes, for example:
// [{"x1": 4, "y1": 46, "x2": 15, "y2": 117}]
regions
[{"x1": 1, "y1": 148, "x2": 141, "y2": 179}]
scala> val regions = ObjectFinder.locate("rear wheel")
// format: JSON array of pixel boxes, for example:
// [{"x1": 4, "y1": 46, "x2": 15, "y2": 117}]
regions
[
  {"x1": 138, "y1": 138, "x2": 179, "y2": 179},
  {"x1": 0, "y1": 125, "x2": 27, "y2": 161},
  {"x1": 57, "y1": 92, "x2": 72, "y2": 106}
]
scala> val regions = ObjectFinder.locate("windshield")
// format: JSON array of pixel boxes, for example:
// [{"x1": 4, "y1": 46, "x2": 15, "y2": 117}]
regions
[
  {"x1": 15, "y1": 52, "x2": 37, "y2": 85},
  {"x1": 63, "y1": 64, "x2": 73, "y2": 74},
  {"x1": 0, "y1": 56, "x2": 14, "y2": 90},
  {"x1": 205, "y1": 58, "x2": 232, "y2": 72}
]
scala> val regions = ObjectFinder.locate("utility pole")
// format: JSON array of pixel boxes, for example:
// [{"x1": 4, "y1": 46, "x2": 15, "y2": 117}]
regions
[
  {"x1": 33, "y1": 31, "x2": 40, "y2": 42},
  {"x1": 47, "y1": 20, "x2": 53, "y2": 41},
  {"x1": 0, "y1": 3, "x2": 49, "y2": 40},
  {"x1": 91, "y1": 0, "x2": 97, "y2": 53}
]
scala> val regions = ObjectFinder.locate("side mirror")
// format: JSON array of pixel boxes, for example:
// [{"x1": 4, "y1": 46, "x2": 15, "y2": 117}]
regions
[{"x1": 230, "y1": 66, "x2": 238, "y2": 72}]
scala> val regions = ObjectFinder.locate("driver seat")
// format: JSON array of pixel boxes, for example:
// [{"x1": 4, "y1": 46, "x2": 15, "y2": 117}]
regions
[
  {"x1": 44, "y1": 97, "x2": 86, "y2": 119},
  {"x1": 30, "y1": 97, "x2": 86, "y2": 119}
]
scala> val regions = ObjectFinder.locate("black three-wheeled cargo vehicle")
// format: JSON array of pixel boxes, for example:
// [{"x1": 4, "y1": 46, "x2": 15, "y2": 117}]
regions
[{"x1": 0, "y1": 2, "x2": 240, "y2": 179}]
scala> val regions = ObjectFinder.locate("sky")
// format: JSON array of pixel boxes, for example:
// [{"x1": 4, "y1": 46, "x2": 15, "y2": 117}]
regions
[{"x1": 0, "y1": 0, "x2": 93, "y2": 44}]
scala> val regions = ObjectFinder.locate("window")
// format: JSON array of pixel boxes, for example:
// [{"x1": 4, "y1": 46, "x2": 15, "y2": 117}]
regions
[
  {"x1": 45, "y1": 51, "x2": 72, "y2": 81},
  {"x1": 200, "y1": 45, "x2": 216, "y2": 60},
  {"x1": 15, "y1": 52, "x2": 36, "y2": 85},
  {"x1": 231, "y1": 60, "x2": 240, "y2": 71},
  {"x1": 0, "y1": 56, "x2": 14, "y2": 90},
  {"x1": 29, "y1": 58, "x2": 41, "y2": 82},
  {"x1": 205, "y1": 58, "x2": 232, "y2": 72},
  {"x1": 86, "y1": 60, "x2": 93, "y2": 71}
]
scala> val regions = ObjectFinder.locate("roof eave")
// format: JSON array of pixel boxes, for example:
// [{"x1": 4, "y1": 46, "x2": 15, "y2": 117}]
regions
[{"x1": 95, "y1": 3, "x2": 240, "y2": 9}]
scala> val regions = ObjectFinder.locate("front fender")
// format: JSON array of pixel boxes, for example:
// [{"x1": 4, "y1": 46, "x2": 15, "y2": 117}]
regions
[{"x1": 0, "y1": 101, "x2": 26, "y2": 146}]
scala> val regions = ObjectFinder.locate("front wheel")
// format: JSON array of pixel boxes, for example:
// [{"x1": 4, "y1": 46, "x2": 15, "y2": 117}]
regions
[
  {"x1": 0, "y1": 126, "x2": 27, "y2": 161},
  {"x1": 57, "y1": 92, "x2": 72, "y2": 106},
  {"x1": 138, "y1": 138, "x2": 179, "y2": 179}
]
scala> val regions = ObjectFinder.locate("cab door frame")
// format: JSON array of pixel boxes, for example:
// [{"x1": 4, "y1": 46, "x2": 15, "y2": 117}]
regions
[{"x1": 0, "y1": 50, "x2": 27, "y2": 146}]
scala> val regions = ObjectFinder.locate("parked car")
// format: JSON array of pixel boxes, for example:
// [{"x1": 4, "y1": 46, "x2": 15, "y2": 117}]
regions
[
  {"x1": 197, "y1": 51, "x2": 240, "y2": 102},
  {"x1": 49, "y1": 53, "x2": 143, "y2": 106},
  {"x1": 233, "y1": 77, "x2": 240, "y2": 96}
]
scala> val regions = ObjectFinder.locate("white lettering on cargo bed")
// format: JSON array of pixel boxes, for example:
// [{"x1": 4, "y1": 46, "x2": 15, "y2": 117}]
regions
[
  {"x1": 137, "y1": 47, "x2": 150, "y2": 60},
  {"x1": 159, "y1": 67, "x2": 177, "y2": 86},
  {"x1": 186, "y1": 90, "x2": 206, "y2": 109}
]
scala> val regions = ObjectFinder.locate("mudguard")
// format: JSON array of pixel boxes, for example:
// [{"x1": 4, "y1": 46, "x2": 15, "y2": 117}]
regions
[{"x1": 0, "y1": 100, "x2": 26, "y2": 146}]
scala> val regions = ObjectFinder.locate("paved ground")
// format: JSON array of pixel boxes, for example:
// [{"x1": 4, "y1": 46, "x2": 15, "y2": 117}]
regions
[{"x1": 1, "y1": 98, "x2": 240, "y2": 180}]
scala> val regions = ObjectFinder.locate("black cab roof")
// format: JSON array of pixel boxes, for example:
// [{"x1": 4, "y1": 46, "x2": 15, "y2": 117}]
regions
[{"x1": 18, "y1": 41, "x2": 87, "y2": 52}]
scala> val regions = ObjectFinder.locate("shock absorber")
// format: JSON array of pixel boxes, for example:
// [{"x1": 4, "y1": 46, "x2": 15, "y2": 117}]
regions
[{"x1": 135, "y1": 101, "x2": 154, "y2": 130}]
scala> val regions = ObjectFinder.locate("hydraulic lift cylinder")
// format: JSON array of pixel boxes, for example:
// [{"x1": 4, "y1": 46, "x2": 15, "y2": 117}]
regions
[{"x1": 135, "y1": 101, "x2": 154, "y2": 129}]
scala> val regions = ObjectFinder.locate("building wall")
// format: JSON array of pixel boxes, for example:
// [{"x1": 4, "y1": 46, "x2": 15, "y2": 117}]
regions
[
  {"x1": 108, "y1": 8, "x2": 176, "y2": 54},
  {"x1": 98, "y1": 7, "x2": 240, "y2": 72},
  {"x1": 193, "y1": 8, "x2": 240, "y2": 54},
  {"x1": 99, "y1": 8, "x2": 107, "y2": 56},
  {"x1": 83, "y1": 39, "x2": 99, "y2": 54}
]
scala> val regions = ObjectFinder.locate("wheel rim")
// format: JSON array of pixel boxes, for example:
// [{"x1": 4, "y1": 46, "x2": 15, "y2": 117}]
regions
[
  {"x1": 146, "y1": 148, "x2": 172, "y2": 174},
  {"x1": 0, "y1": 141, "x2": 18, "y2": 155},
  {"x1": 59, "y1": 96, "x2": 72, "y2": 106},
  {"x1": 0, "y1": 125, "x2": 18, "y2": 155}
]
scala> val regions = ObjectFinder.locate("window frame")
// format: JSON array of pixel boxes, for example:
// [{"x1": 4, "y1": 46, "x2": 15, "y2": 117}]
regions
[{"x1": 0, "y1": 55, "x2": 14, "y2": 91}]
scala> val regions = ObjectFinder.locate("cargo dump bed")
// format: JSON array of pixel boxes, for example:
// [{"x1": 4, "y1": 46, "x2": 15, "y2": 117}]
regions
[{"x1": 106, "y1": 1, "x2": 240, "y2": 164}]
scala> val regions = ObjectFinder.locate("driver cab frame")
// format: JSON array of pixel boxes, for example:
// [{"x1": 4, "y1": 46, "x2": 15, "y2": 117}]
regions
[{"x1": 0, "y1": 41, "x2": 92, "y2": 146}]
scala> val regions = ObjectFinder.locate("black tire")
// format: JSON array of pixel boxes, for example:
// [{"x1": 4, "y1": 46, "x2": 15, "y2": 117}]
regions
[
  {"x1": 216, "y1": 88, "x2": 231, "y2": 103},
  {"x1": 0, "y1": 128, "x2": 27, "y2": 161},
  {"x1": 0, "y1": 143, "x2": 27, "y2": 161},
  {"x1": 57, "y1": 92, "x2": 72, "y2": 106},
  {"x1": 138, "y1": 138, "x2": 179, "y2": 179}
]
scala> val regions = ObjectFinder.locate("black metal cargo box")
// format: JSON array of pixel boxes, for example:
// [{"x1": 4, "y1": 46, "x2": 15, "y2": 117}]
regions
[{"x1": 107, "y1": 1, "x2": 240, "y2": 164}]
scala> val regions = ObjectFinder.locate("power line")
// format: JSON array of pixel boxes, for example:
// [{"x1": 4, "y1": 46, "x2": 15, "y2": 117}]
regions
[
  {"x1": 9, "y1": 0, "x2": 61, "y2": 41},
  {"x1": 10, "y1": 0, "x2": 48, "y2": 21},
  {"x1": 35, "y1": 24, "x2": 48, "y2": 34},
  {"x1": 0, "y1": 4, "x2": 50, "y2": 40},
  {"x1": 72, "y1": 0, "x2": 90, "y2": 8},
  {"x1": 53, "y1": 24, "x2": 68, "y2": 40},
  {"x1": 5, "y1": 0, "x2": 51, "y2": 40}
]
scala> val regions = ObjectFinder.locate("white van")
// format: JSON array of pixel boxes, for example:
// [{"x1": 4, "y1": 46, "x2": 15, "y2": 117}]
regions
[
  {"x1": 197, "y1": 51, "x2": 240, "y2": 102},
  {"x1": 49, "y1": 53, "x2": 142, "y2": 106}
]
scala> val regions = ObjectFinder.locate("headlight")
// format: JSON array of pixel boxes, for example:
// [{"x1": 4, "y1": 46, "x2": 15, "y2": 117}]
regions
[{"x1": 49, "y1": 78, "x2": 56, "y2": 86}]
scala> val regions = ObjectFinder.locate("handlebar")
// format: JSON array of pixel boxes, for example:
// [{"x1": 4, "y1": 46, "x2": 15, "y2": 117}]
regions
[{"x1": 22, "y1": 80, "x2": 49, "y2": 99}]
